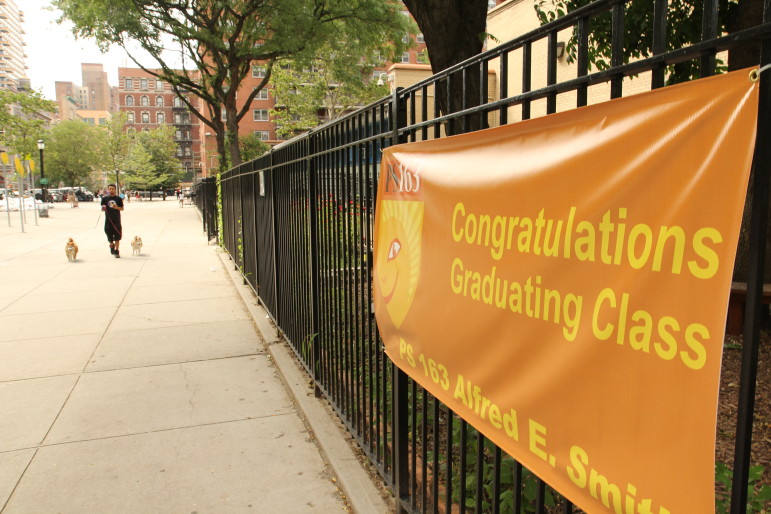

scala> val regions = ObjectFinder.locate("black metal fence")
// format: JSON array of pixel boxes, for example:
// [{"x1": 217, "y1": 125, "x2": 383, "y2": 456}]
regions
[
  {"x1": 194, "y1": 176, "x2": 218, "y2": 241},
  {"x1": 196, "y1": 0, "x2": 771, "y2": 511}
]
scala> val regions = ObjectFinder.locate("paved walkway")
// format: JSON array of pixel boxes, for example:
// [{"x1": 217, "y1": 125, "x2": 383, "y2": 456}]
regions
[{"x1": 0, "y1": 200, "x2": 389, "y2": 513}]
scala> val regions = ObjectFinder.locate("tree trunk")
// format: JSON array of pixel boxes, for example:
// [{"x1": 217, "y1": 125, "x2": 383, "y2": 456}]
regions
[{"x1": 402, "y1": 0, "x2": 489, "y2": 134}]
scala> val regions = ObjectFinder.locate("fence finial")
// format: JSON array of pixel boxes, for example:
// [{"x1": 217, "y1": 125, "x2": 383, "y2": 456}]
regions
[{"x1": 749, "y1": 63, "x2": 771, "y2": 82}]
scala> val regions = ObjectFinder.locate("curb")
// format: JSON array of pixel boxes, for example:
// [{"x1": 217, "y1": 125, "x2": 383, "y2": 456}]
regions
[{"x1": 214, "y1": 246, "x2": 394, "y2": 514}]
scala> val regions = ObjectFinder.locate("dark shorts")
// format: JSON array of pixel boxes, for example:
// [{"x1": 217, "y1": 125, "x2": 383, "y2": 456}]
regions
[{"x1": 105, "y1": 224, "x2": 122, "y2": 242}]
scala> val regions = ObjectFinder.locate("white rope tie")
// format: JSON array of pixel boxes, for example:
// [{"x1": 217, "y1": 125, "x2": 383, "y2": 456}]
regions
[{"x1": 749, "y1": 63, "x2": 771, "y2": 82}]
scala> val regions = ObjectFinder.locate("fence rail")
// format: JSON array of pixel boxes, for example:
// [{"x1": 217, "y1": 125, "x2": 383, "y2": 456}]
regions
[{"x1": 195, "y1": 0, "x2": 771, "y2": 511}]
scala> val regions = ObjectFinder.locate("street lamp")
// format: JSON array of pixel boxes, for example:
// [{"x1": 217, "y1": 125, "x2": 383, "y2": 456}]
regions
[{"x1": 37, "y1": 140, "x2": 48, "y2": 218}]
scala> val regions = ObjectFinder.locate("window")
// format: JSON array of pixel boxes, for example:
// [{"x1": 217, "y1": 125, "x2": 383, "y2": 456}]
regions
[
  {"x1": 184, "y1": 146, "x2": 191, "y2": 157},
  {"x1": 124, "y1": 78, "x2": 133, "y2": 90},
  {"x1": 402, "y1": 34, "x2": 409, "y2": 44},
  {"x1": 126, "y1": 112, "x2": 135, "y2": 123},
  {"x1": 140, "y1": 95, "x2": 149, "y2": 106},
  {"x1": 141, "y1": 112, "x2": 149, "y2": 123},
  {"x1": 253, "y1": 88, "x2": 269, "y2": 100},
  {"x1": 173, "y1": 97, "x2": 182, "y2": 107},
  {"x1": 254, "y1": 130, "x2": 270, "y2": 140},
  {"x1": 155, "y1": 96, "x2": 164, "y2": 107},
  {"x1": 417, "y1": 33, "x2": 425, "y2": 43},
  {"x1": 125, "y1": 95, "x2": 134, "y2": 106},
  {"x1": 252, "y1": 65, "x2": 266, "y2": 78},
  {"x1": 174, "y1": 113, "x2": 182, "y2": 124},
  {"x1": 175, "y1": 129, "x2": 183, "y2": 139},
  {"x1": 417, "y1": 50, "x2": 430, "y2": 64},
  {"x1": 126, "y1": 127, "x2": 136, "y2": 137},
  {"x1": 156, "y1": 112, "x2": 165, "y2": 124},
  {"x1": 140, "y1": 78, "x2": 148, "y2": 90},
  {"x1": 155, "y1": 79, "x2": 164, "y2": 91},
  {"x1": 401, "y1": 52, "x2": 410, "y2": 63},
  {"x1": 176, "y1": 146, "x2": 183, "y2": 157},
  {"x1": 253, "y1": 109, "x2": 269, "y2": 121},
  {"x1": 221, "y1": 108, "x2": 227, "y2": 121}
]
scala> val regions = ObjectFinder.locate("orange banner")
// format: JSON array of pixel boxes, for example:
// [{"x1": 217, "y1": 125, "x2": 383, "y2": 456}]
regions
[{"x1": 373, "y1": 69, "x2": 759, "y2": 513}]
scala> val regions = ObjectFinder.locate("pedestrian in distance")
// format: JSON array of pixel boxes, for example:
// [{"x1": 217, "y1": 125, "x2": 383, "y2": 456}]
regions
[{"x1": 101, "y1": 184, "x2": 125, "y2": 258}]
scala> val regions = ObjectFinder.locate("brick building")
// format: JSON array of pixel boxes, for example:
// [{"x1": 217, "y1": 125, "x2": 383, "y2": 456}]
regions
[{"x1": 117, "y1": 67, "x2": 203, "y2": 181}]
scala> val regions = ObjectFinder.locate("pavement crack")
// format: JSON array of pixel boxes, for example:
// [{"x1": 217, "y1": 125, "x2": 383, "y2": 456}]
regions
[{"x1": 180, "y1": 364, "x2": 196, "y2": 423}]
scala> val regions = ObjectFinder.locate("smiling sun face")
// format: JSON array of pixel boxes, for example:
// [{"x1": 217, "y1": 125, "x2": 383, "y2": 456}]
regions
[{"x1": 375, "y1": 200, "x2": 424, "y2": 328}]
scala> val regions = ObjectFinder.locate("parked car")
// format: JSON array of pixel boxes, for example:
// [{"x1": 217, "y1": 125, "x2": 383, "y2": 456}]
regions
[{"x1": 47, "y1": 189, "x2": 62, "y2": 202}]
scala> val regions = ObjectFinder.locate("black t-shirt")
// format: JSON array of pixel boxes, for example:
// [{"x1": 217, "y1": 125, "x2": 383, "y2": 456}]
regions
[{"x1": 101, "y1": 195, "x2": 124, "y2": 226}]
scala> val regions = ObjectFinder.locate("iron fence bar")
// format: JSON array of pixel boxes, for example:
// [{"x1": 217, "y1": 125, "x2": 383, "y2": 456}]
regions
[
  {"x1": 523, "y1": 42, "x2": 532, "y2": 120},
  {"x1": 651, "y1": 0, "x2": 668, "y2": 89},
  {"x1": 610, "y1": 0, "x2": 624, "y2": 98},
  {"x1": 392, "y1": 83, "x2": 411, "y2": 512},
  {"x1": 475, "y1": 430, "x2": 484, "y2": 513},
  {"x1": 577, "y1": 16, "x2": 589, "y2": 106},
  {"x1": 432, "y1": 398, "x2": 440, "y2": 514},
  {"x1": 459, "y1": 419, "x2": 467, "y2": 513},
  {"x1": 514, "y1": 461, "x2": 523, "y2": 513},
  {"x1": 536, "y1": 478, "x2": 546, "y2": 513},
  {"x1": 731, "y1": 13, "x2": 771, "y2": 511},
  {"x1": 421, "y1": 391, "x2": 428, "y2": 512},
  {"x1": 445, "y1": 411, "x2": 454, "y2": 512},
  {"x1": 308, "y1": 135, "x2": 321, "y2": 395},
  {"x1": 547, "y1": 31, "x2": 558, "y2": 114},
  {"x1": 499, "y1": 52, "x2": 509, "y2": 125},
  {"x1": 493, "y1": 446, "x2": 502, "y2": 514},
  {"x1": 700, "y1": 0, "x2": 720, "y2": 77}
]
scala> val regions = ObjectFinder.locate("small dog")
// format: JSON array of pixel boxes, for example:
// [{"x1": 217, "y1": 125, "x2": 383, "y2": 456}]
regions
[
  {"x1": 65, "y1": 238, "x2": 78, "y2": 262},
  {"x1": 131, "y1": 236, "x2": 143, "y2": 256}
]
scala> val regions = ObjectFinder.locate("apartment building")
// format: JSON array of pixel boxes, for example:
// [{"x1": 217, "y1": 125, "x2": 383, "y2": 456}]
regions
[
  {"x1": 82, "y1": 63, "x2": 115, "y2": 111},
  {"x1": 117, "y1": 67, "x2": 203, "y2": 180},
  {"x1": 0, "y1": 0, "x2": 28, "y2": 91}
]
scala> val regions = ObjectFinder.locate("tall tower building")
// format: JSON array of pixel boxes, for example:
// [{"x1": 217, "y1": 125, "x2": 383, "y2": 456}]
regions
[
  {"x1": 82, "y1": 63, "x2": 112, "y2": 111},
  {"x1": 0, "y1": 0, "x2": 29, "y2": 91}
]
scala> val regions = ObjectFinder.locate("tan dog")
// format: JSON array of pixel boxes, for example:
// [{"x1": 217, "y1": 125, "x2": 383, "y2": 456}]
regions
[
  {"x1": 65, "y1": 238, "x2": 78, "y2": 262},
  {"x1": 131, "y1": 235, "x2": 143, "y2": 256}
]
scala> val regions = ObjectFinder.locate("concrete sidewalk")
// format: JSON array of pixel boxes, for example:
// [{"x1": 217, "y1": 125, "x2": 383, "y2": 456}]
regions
[{"x1": 0, "y1": 200, "x2": 390, "y2": 513}]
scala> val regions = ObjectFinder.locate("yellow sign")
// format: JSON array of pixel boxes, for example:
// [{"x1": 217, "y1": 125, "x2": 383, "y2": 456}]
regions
[
  {"x1": 373, "y1": 69, "x2": 759, "y2": 513},
  {"x1": 0, "y1": 152, "x2": 8, "y2": 165},
  {"x1": 14, "y1": 157, "x2": 24, "y2": 176}
]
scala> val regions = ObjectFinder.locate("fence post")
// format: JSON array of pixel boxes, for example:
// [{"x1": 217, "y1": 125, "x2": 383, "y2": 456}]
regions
[
  {"x1": 270, "y1": 150, "x2": 281, "y2": 326},
  {"x1": 307, "y1": 134, "x2": 323, "y2": 397},
  {"x1": 389, "y1": 86, "x2": 411, "y2": 513},
  {"x1": 730, "y1": 29, "x2": 771, "y2": 513}
]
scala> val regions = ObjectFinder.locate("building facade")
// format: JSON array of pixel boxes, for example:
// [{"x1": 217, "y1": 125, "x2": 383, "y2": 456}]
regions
[
  {"x1": 117, "y1": 67, "x2": 204, "y2": 180},
  {"x1": 0, "y1": 0, "x2": 28, "y2": 91},
  {"x1": 81, "y1": 63, "x2": 114, "y2": 111}
]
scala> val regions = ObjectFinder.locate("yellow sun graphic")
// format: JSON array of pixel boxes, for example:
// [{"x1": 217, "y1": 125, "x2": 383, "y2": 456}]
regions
[{"x1": 375, "y1": 200, "x2": 425, "y2": 328}]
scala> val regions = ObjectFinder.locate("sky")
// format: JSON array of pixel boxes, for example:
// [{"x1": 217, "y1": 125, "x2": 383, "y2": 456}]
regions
[{"x1": 23, "y1": 0, "x2": 147, "y2": 101}]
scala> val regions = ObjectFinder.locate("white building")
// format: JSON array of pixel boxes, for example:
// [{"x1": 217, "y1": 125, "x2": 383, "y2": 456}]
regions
[{"x1": 0, "y1": 0, "x2": 28, "y2": 91}]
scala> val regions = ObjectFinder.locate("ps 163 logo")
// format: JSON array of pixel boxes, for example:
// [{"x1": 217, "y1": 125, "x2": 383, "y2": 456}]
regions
[{"x1": 384, "y1": 162, "x2": 421, "y2": 195}]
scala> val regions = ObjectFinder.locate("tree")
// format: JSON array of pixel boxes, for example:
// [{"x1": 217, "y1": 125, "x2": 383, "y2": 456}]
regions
[
  {"x1": 101, "y1": 111, "x2": 132, "y2": 188},
  {"x1": 270, "y1": 44, "x2": 392, "y2": 139},
  {"x1": 402, "y1": 0, "x2": 490, "y2": 133},
  {"x1": 239, "y1": 132, "x2": 270, "y2": 162},
  {"x1": 534, "y1": 0, "x2": 764, "y2": 83},
  {"x1": 0, "y1": 89, "x2": 56, "y2": 166},
  {"x1": 46, "y1": 119, "x2": 106, "y2": 187},
  {"x1": 54, "y1": 0, "x2": 413, "y2": 169},
  {"x1": 122, "y1": 125, "x2": 183, "y2": 197}
]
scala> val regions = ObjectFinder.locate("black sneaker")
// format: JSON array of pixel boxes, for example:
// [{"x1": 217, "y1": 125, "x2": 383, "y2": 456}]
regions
[
  {"x1": 114, "y1": 251, "x2": 120, "y2": 258},
  {"x1": 110, "y1": 246, "x2": 115, "y2": 255}
]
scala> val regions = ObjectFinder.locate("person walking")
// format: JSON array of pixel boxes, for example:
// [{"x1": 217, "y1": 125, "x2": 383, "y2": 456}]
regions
[{"x1": 101, "y1": 184, "x2": 125, "y2": 258}]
